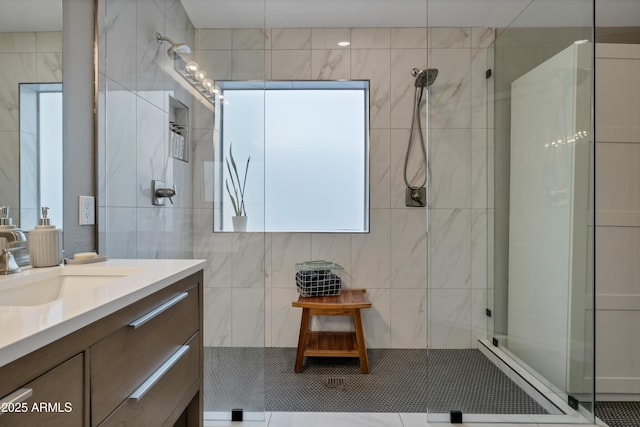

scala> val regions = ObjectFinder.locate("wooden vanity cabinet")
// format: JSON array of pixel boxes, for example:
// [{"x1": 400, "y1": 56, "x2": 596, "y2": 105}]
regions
[
  {"x1": 0, "y1": 353, "x2": 83, "y2": 427},
  {"x1": 0, "y1": 269, "x2": 203, "y2": 427}
]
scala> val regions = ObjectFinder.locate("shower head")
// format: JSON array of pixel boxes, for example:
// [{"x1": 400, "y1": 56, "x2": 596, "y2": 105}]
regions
[
  {"x1": 155, "y1": 33, "x2": 192, "y2": 58},
  {"x1": 411, "y1": 68, "x2": 438, "y2": 88}
]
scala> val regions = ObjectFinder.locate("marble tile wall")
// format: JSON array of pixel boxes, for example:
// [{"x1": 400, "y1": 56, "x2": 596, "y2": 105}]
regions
[
  {"x1": 192, "y1": 26, "x2": 494, "y2": 349},
  {"x1": 0, "y1": 32, "x2": 62, "y2": 227},
  {"x1": 97, "y1": 0, "x2": 196, "y2": 260}
]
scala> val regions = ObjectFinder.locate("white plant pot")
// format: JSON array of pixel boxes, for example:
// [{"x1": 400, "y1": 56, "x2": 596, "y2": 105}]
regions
[{"x1": 232, "y1": 216, "x2": 248, "y2": 232}]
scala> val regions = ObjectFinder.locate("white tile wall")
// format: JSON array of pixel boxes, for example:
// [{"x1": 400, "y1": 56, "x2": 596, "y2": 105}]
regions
[
  {"x1": 98, "y1": 16, "x2": 493, "y2": 350},
  {"x1": 191, "y1": 26, "x2": 493, "y2": 349},
  {"x1": 98, "y1": 0, "x2": 195, "y2": 264}
]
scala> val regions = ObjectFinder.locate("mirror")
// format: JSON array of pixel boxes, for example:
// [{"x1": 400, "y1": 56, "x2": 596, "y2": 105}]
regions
[{"x1": 0, "y1": 0, "x2": 63, "y2": 230}]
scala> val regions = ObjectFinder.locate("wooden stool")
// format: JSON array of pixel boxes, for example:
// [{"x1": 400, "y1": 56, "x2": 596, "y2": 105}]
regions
[{"x1": 292, "y1": 289, "x2": 372, "y2": 373}]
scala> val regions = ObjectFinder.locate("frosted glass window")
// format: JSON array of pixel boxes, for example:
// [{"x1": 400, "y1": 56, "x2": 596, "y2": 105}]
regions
[
  {"x1": 215, "y1": 81, "x2": 369, "y2": 232},
  {"x1": 39, "y1": 91, "x2": 63, "y2": 228}
]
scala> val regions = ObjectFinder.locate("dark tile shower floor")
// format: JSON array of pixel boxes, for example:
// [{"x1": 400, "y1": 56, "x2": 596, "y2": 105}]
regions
[
  {"x1": 204, "y1": 347, "x2": 549, "y2": 415},
  {"x1": 595, "y1": 401, "x2": 640, "y2": 427}
]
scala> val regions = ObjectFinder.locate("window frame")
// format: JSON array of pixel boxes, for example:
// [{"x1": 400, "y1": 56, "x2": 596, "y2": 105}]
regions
[{"x1": 214, "y1": 80, "x2": 370, "y2": 233}]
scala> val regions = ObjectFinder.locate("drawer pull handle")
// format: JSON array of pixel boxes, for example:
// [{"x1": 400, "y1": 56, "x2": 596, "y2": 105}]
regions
[
  {"x1": 0, "y1": 388, "x2": 33, "y2": 417},
  {"x1": 128, "y1": 292, "x2": 189, "y2": 329},
  {"x1": 129, "y1": 345, "x2": 189, "y2": 401}
]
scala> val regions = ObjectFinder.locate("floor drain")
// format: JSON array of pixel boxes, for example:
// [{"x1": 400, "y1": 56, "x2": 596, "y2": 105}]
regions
[{"x1": 325, "y1": 377, "x2": 345, "y2": 388}]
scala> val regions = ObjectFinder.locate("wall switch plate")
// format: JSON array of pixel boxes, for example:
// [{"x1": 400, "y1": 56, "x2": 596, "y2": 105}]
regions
[{"x1": 79, "y1": 196, "x2": 95, "y2": 225}]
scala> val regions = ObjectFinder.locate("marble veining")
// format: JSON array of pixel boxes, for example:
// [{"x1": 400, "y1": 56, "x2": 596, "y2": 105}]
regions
[
  {"x1": 428, "y1": 48, "x2": 471, "y2": 129},
  {"x1": 232, "y1": 288, "x2": 265, "y2": 346},
  {"x1": 36, "y1": 52, "x2": 62, "y2": 82},
  {"x1": 368, "y1": 129, "x2": 392, "y2": 209},
  {"x1": 233, "y1": 233, "x2": 267, "y2": 288},
  {"x1": 270, "y1": 233, "x2": 311, "y2": 287},
  {"x1": 271, "y1": 28, "x2": 311, "y2": 50},
  {"x1": 311, "y1": 28, "x2": 351, "y2": 49},
  {"x1": 136, "y1": 207, "x2": 165, "y2": 258},
  {"x1": 310, "y1": 233, "x2": 351, "y2": 288},
  {"x1": 311, "y1": 49, "x2": 350, "y2": 80},
  {"x1": 471, "y1": 47, "x2": 489, "y2": 129},
  {"x1": 204, "y1": 288, "x2": 232, "y2": 346},
  {"x1": 351, "y1": 28, "x2": 390, "y2": 49},
  {"x1": 428, "y1": 128, "x2": 471, "y2": 209},
  {"x1": 391, "y1": 28, "x2": 428, "y2": 49},
  {"x1": 472, "y1": 27, "x2": 496, "y2": 49},
  {"x1": 429, "y1": 208, "x2": 471, "y2": 289},
  {"x1": 350, "y1": 209, "x2": 391, "y2": 289},
  {"x1": 233, "y1": 29, "x2": 267, "y2": 50},
  {"x1": 269, "y1": 287, "x2": 301, "y2": 347},
  {"x1": 429, "y1": 288, "x2": 471, "y2": 348},
  {"x1": 362, "y1": 288, "x2": 392, "y2": 348},
  {"x1": 105, "y1": 80, "x2": 137, "y2": 207},
  {"x1": 232, "y1": 50, "x2": 267, "y2": 80},
  {"x1": 196, "y1": 29, "x2": 232, "y2": 50},
  {"x1": 471, "y1": 129, "x2": 488, "y2": 209},
  {"x1": 0, "y1": 33, "x2": 36, "y2": 53},
  {"x1": 105, "y1": 0, "x2": 137, "y2": 92},
  {"x1": 136, "y1": 97, "x2": 167, "y2": 207},
  {"x1": 351, "y1": 49, "x2": 391, "y2": 129},
  {"x1": 271, "y1": 50, "x2": 311, "y2": 80},
  {"x1": 390, "y1": 209, "x2": 427, "y2": 289},
  {"x1": 471, "y1": 209, "x2": 488, "y2": 290},
  {"x1": 430, "y1": 27, "x2": 471, "y2": 49},
  {"x1": 391, "y1": 289, "x2": 428, "y2": 347}
]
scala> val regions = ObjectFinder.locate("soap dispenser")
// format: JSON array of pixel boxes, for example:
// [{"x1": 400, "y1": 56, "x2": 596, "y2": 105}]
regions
[{"x1": 29, "y1": 207, "x2": 63, "y2": 267}]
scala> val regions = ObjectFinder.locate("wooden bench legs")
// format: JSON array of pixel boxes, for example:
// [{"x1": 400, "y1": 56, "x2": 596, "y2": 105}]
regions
[{"x1": 294, "y1": 307, "x2": 369, "y2": 373}]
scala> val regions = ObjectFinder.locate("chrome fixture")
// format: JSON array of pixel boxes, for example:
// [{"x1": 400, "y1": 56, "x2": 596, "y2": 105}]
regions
[
  {"x1": 175, "y1": 57, "x2": 218, "y2": 105},
  {"x1": 0, "y1": 248, "x2": 21, "y2": 274},
  {"x1": 152, "y1": 180, "x2": 176, "y2": 206},
  {"x1": 411, "y1": 68, "x2": 438, "y2": 88},
  {"x1": 404, "y1": 68, "x2": 438, "y2": 207},
  {"x1": 155, "y1": 32, "x2": 218, "y2": 107},
  {"x1": 155, "y1": 33, "x2": 192, "y2": 58},
  {"x1": 0, "y1": 206, "x2": 29, "y2": 267}
]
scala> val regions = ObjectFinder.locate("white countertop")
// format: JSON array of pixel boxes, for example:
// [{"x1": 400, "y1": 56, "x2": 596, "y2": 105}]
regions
[{"x1": 0, "y1": 258, "x2": 206, "y2": 368}]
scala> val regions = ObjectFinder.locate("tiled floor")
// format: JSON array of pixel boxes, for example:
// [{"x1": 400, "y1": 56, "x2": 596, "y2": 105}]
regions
[
  {"x1": 203, "y1": 342, "x2": 607, "y2": 426},
  {"x1": 205, "y1": 347, "x2": 547, "y2": 414},
  {"x1": 203, "y1": 411, "x2": 604, "y2": 426}
]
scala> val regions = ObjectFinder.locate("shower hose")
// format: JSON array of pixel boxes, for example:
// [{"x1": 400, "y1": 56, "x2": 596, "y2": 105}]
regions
[{"x1": 404, "y1": 85, "x2": 427, "y2": 192}]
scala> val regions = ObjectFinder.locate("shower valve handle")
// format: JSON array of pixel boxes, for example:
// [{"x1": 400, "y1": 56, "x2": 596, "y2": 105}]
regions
[{"x1": 155, "y1": 186, "x2": 176, "y2": 204}]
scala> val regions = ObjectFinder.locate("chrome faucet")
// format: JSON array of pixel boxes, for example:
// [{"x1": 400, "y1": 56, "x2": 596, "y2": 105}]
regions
[
  {"x1": 0, "y1": 248, "x2": 20, "y2": 274},
  {"x1": 0, "y1": 207, "x2": 29, "y2": 267}
]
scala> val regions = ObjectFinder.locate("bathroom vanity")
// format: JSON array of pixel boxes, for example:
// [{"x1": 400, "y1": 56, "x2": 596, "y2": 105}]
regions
[{"x1": 0, "y1": 259, "x2": 205, "y2": 427}]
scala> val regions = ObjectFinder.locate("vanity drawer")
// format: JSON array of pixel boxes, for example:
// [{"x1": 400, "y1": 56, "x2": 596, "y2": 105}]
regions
[
  {"x1": 91, "y1": 284, "x2": 199, "y2": 426},
  {"x1": 0, "y1": 353, "x2": 83, "y2": 427},
  {"x1": 98, "y1": 332, "x2": 200, "y2": 427}
]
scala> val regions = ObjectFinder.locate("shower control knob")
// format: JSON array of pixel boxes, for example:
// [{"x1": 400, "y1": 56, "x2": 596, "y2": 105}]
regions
[{"x1": 155, "y1": 186, "x2": 176, "y2": 204}]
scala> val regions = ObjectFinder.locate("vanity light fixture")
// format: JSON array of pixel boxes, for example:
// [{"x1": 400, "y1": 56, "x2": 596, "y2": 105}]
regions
[
  {"x1": 174, "y1": 57, "x2": 219, "y2": 106},
  {"x1": 156, "y1": 33, "x2": 219, "y2": 108}
]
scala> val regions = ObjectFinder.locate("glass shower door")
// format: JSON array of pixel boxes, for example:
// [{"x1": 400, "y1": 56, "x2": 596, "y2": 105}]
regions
[{"x1": 488, "y1": 0, "x2": 596, "y2": 422}]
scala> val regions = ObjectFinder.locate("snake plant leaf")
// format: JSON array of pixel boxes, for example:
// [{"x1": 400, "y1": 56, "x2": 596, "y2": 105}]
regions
[{"x1": 225, "y1": 179, "x2": 240, "y2": 216}]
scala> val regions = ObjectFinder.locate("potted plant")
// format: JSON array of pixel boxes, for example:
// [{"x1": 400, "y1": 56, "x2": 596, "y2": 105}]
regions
[{"x1": 225, "y1": 144, "x2": 250, "y2": 231}]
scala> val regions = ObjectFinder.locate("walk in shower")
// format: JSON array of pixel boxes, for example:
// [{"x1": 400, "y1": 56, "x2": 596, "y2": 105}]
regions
[{"x1": 93, "y1": 0, "x2": 610, "y2": 424}]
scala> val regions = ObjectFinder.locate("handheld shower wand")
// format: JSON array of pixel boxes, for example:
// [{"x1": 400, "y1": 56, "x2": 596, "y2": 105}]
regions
[{"x1": 404, "y1": 67, "x2": 438, "y2": 207}]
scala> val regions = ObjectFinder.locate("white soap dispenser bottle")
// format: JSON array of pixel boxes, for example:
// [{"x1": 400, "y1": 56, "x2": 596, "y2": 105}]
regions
[{"x1": 29, "y1": 207, "x2": 63, "y2": 267}]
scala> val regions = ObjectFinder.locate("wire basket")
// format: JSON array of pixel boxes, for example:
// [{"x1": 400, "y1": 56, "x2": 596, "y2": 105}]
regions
[{"x1": 295, "y1": 260, "x2": 343, "y2": 297}]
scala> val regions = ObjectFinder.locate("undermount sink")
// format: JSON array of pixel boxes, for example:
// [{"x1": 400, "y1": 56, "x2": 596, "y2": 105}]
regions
[{"x1": 0, "y1": 268, "x2": 142, "y2": 306}]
